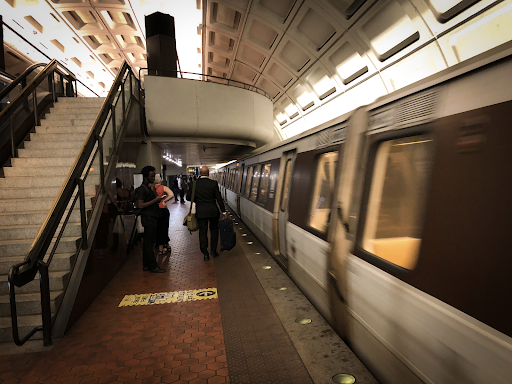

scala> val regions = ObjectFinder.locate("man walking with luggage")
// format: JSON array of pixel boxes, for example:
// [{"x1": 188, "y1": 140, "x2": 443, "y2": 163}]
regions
[{"x1": 187, "y1": 166, "x2": 228, "y2": 260}]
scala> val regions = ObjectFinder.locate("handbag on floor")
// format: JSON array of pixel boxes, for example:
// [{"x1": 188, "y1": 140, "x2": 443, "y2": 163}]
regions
[{"x1": 183, "y1": 181, "x2": 198, "y2": 233}]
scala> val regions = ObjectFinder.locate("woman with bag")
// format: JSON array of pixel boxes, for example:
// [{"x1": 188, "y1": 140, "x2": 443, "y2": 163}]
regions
[{"x1": 154, "y1": 175, "x2": 173, "y2": 256}]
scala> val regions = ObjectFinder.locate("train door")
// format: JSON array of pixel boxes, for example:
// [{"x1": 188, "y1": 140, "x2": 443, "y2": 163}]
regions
[
  {"x1": 275, "y1": 150, "x2": 296, "y2": 261},
  {"x1": 223, "y1": 171, "x2": 227, "y2": 202},
  {"x1": 236, "y1": 164, "x2": 244, "y2": 215},
  {"x1": 327, "y1": 108, "x2": 368, "y2": 339}
]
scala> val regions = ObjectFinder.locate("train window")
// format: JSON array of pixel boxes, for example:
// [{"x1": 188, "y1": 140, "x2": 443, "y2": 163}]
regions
[
  {"x1": 308, "y1": 152, "x2": 338, "y2": 233},
  {"x1": 245, "y1": 166, "x2": 253, "y2": 197},
  {"x1": 363, "y1": 134, "x2": 433, "y2": 270},
  {"x1": 281, "y1": 159, "x2": 293, "y2": 211},
  {"x1": 250, "y1": 165, "x2": 261, "y2": 201},
  {"x1": 257, "y1": 164, "x2": 272, "y2": 205},
  {"x1": 237, "y1": 166, "x2": 243, "y2": 193}
]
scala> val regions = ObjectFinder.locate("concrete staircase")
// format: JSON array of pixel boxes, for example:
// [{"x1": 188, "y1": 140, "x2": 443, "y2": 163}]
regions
[{"x1": 0, "y1": 97, "x2": 105, "y2": 343}]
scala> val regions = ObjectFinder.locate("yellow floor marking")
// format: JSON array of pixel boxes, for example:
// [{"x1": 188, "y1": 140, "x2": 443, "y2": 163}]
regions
[{"x1": 118, "y1": 287, "x2": 218, "y2": 307}]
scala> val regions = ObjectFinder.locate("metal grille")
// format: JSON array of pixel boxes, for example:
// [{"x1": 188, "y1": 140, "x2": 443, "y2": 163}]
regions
[
  {"x1": 395, "y1": 89, "x2": 439, "y2": 128},
  {"x1": 316, "y1": 130, "x2": 330, "y2": 147},
  {"x1": 331, "y1": 126, "x2": 346, "y2": 144}
]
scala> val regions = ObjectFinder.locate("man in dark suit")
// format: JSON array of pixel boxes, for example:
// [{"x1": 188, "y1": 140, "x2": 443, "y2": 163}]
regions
[{"x1": 187, "y1": 166, "x2": 228, "y2": 260}]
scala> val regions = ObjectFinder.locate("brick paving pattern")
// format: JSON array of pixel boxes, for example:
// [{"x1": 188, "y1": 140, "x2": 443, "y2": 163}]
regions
[
  {"x1": 213, "y1": 213, "x2": 313, "y2": 384},
  {"x1": 0, "y1": 202, "x2": 228, "y2": 384}
]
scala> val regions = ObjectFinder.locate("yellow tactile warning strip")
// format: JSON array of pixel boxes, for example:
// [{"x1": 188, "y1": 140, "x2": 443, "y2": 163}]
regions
[{"x1": 118, "y1": 287, "x2": 218, "y2": 307}]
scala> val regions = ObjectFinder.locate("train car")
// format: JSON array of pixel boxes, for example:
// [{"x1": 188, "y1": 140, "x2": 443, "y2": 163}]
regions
[{"x1": 218, "y1": 45, "x2": 512, "y2": 383}]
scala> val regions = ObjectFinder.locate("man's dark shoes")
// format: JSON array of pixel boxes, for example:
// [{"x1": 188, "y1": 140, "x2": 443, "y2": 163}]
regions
[
  {"x1": 212, "y1": 252, "x2": 219, "y2": 258},
  {"x1": 203, "y1": 253, "x2": 210, "y2": 261},
  {"x1": 150, "y1": 267, "x2": 166, "y2": 273},
  {"x1": 143, "y1": 266, "x2": 150, "y2": 271}
]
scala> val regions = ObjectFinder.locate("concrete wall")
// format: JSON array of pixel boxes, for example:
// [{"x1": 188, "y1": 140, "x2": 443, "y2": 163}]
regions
[
  {"x1": 144, "y1": 76, "x2": 274, "y2": 147},
  {"x1": 134, "y1": 141, "x2": 162, "y2": 175}
]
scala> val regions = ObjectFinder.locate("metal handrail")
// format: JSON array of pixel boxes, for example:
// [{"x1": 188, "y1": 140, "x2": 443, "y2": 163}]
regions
[
  {"x1": 0, "y1": 68, "x2": 16, "y2": 81},
  {"x1": 2, "y1": 22, "x2": 99, "y2": 97},
  {"x1": 0, "y1": 59, "x2": 77, "y2": 171},
  {"x1": 138, "y1": 68, "x2": 271, "y2": 99},
  {"x1": 8, "y1": 60, "x2": 139, "y2": 346},
  {"x1": 0, "y1": 63, "x2": 47, "y2": 102}
]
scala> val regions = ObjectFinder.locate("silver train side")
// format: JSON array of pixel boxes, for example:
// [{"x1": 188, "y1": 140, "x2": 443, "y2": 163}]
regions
[{"x1": 214, "y1": 46, "x2": 512, "y2": 383}]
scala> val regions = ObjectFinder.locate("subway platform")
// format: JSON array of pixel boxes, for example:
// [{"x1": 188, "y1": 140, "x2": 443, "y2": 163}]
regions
[{"x1": 0, "y1": 202, "x2": 376, "y2": 384}]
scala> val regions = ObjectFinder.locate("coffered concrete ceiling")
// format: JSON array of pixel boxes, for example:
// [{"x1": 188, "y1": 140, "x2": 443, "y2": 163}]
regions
[
  {"x1": 2, "y1": 0, "x2": 202, "y2": 96},
  {"x1": 201, "y1": 0, "x2": 512, "y2": 139}
]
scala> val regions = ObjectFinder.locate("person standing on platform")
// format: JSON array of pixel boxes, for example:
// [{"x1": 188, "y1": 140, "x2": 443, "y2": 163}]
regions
[
  {"x1": 135, "y1": 166, "x2": 165, "y2": 273},
  {"x1": 172, "y1": 176, "x2": 179, "y2": 203},
  {"x1": 182, "y1": 175, "x2": 188, "y2": 203},
  {"x1": 154, "y1": 175, "x2": 173, "y2": 256},
  {"x1": 186, "y1": 166, "x2": 228, "y2": 261},
  {"x1": 178, "y1": 175, "x2": 184, "y2": 204}
]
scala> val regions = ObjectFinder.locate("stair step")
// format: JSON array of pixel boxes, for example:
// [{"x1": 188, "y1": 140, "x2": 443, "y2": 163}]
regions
[
  {"x1": 0, "y1": 270, "x2": 70, "y2": 295},
  {"x1": 11, "y1": 157, "x2": 75, "y2": 168},
  {"x1": 56, "y1": 97, "x2": 105, "y2": 104},
  {"x1": 0, "y1": 291, "x2": 62, "y2": 316},
  {"x1": 29, "y1": 132, "x2": 89, "y2": 142},
  {"x1": 18, "y1": 148, "x2": 86, "y2": 158},
  {"x1": 0, "y1": 314, "x2": 54, "y2": 342},
  {"x1": 0, "y1": 185, "x2": 96, "y2": 199},
  {"x1": 0, "y1": 175, "x2": 100, "y2": 188},
  {"x1": 0, "y1": 222, "x2": 82, "y2": 241},
  {"x1": 37, "y1": 119, "x2": 94, "y2": 127},
  {"x1": 0, "y1": 253, "x2": 76, "y2": 274},
  {"x1": 3, "y1": 166, "x2": 99, "y2": 177},
  {"x1": 35, "y1": 125, "x2": 92, "y2": 134},
  {"x1": 0, "y1": 237, "x2": 80, "y2": 258},
  {"x1": 50, "y1": 107, "x2": 101, "y2": 115},
  {"x1": 43, "y1": 113, "x2": 98, "y2": 121},
  {"x1": 11, "y1": 157, "x2": 100, "y2": 168},
  {"x1": 0, "y1": 196, "x2": 92, "y2": 213},
  {"x1": 0, "y1": 210, "x2": 82, "y2": 227},
  {"x1": 23, "y1": 140, "x2": 85, "y2": 150}
]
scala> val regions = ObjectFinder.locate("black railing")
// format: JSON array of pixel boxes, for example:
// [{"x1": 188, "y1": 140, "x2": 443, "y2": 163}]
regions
[
  {"x1": 7, "y1": 61, "x2": 140, "y2": 346},
  {"x1": 138, "y1": 68, "x2": 271, "y2": 99},
  {"x1": 0, "y1": 60, "x2": 78, "y2": 173},
  {"x1": 0, "y1": 63, "x2": 47, "y2": 108}
]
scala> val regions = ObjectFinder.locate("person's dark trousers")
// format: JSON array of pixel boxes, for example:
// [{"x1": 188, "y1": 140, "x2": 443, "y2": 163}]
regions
[
  {"x1": 198, "y1": 217, "x2": 219, "y2": 255},
  {"x1": 156, "y1": 208, "x2": 170, "y2": 247},
  {"x1": 141, "y1": 216, "x2": 159, "y2": 269},
  {"x1": 173, "y1": 188, "x2": 179, "y2": 202},
  {"x1": 180, "y1": 189, "x2": 185, "y2": 203}
]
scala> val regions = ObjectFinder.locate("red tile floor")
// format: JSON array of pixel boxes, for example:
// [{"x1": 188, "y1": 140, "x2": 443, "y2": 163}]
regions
[{"x1": 0, "y1": 201, "x2": 228, "y2": 384}]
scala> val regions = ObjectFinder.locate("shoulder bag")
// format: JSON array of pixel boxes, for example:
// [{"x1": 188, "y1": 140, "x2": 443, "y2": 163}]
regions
[{"x1": 183, "y1": 181, "x2": 198, "y2": 233}]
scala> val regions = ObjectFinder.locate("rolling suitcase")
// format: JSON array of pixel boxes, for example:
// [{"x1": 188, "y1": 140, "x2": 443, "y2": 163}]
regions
[{"x1": 219, "y1": 218, "x2": 236, "y2": 251}]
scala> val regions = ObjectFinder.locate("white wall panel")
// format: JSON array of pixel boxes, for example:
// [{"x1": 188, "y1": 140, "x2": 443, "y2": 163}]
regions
[
  {"x1": 379, "y1": 42, "x2": 447, "y2": 92},
  {"x1": 145, "y1": 76, "x2": 274, "y2": 146}
]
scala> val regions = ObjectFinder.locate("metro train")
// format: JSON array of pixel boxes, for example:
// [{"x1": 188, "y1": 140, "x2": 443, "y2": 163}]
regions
[{"x1": 214, "y1": 46, "x2": 512, "y2": 383}]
